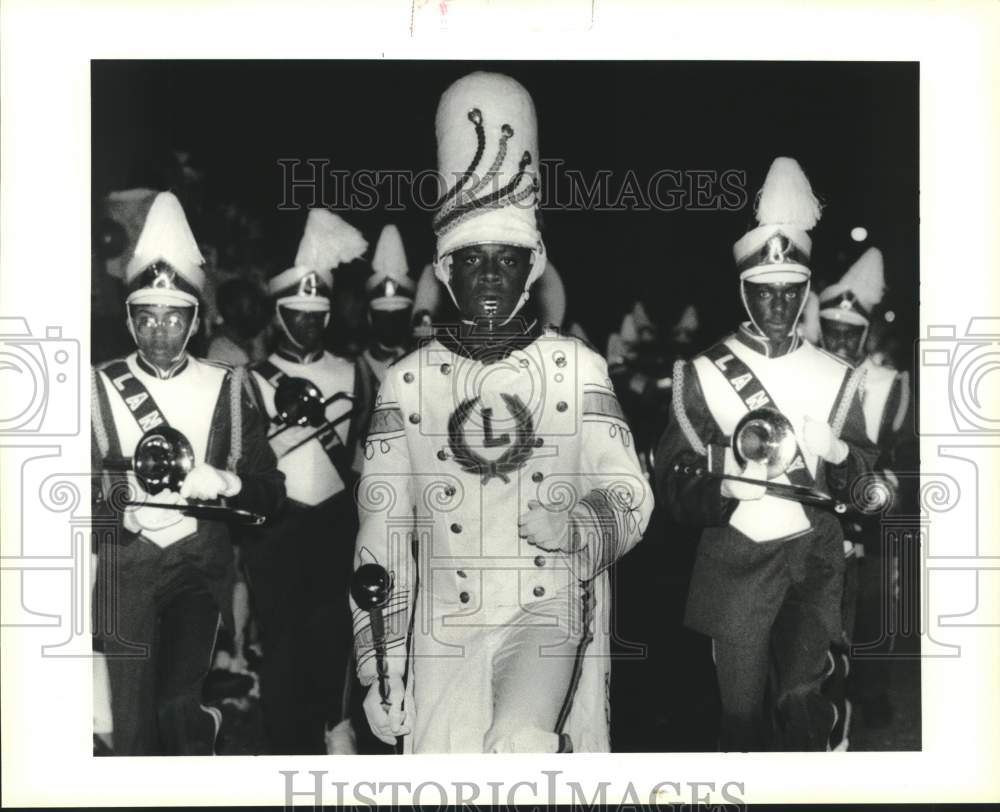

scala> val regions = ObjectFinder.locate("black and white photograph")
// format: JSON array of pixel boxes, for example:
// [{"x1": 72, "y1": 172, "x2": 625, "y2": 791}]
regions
[
  {"x1": 87, "y1": 59, "x2": 920, "y2": 759},
  {"x1": 2, "y1": 1, "x2": 999, "y2": 808}
]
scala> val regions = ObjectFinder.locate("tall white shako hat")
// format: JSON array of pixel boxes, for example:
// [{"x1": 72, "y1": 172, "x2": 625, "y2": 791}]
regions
[
  {"x1": 819, "y1": 245, "x2": 885, "y2": 329},
  {"x1": 431, "y1": 71, "x2": 546, "y2": 322},
  {"x1": 367, "y1": 224, "x2": 414, "y2": 312},
  {"x1": 734, "y1": 157, "x2": 822, "y2": 333},
  {"x1": 124, "y1": 191, "x2": 206, "y2": 310},
  {"x1": 268, "y1": 209, "x2": 368, "y2": 314}
]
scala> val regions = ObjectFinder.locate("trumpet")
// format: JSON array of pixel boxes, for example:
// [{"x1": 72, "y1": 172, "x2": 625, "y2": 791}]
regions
[
  {"x1": 101, "y1": 425, "x2": 267, "y2": 525},
  {"x1": 672, "y1": 407, "x2": 848, "y2": 514},
  {"x1": 267, "y1": 376, "x2": 355, "y2": 440}
]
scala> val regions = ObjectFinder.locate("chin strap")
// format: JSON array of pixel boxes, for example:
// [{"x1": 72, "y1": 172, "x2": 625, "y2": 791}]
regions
[
  {"x1": 126, "y1": 304, "x2": 199, "y2": 379},
  {"x1": 740, "y1": 278, "x2": 811, "y2": 340},
  {"x1": 275, "y1": 307, "x2": 330, "y2": 350},
  {"x1": 434, "y1": 240, "x2": 546, "y2": 327}
]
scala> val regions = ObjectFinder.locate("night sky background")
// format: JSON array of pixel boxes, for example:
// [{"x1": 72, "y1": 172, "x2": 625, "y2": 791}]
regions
[{"x1": 92, "y1": 60, "x2": 918, "y2": 360}]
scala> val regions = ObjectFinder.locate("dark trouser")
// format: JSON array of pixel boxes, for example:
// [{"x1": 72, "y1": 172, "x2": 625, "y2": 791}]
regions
[
  {"x1": 713, "y1": 585, "x2": 836, "y2": 752},
  {"x1": 99, "y1": 563, "x2": 222, "y2": 756},
  {"x1": 242, "y1": 494, "x2": 356, "y2": 755},
  {"x1": 693, "y1": 523, "x2": 843, "y2": 753}
]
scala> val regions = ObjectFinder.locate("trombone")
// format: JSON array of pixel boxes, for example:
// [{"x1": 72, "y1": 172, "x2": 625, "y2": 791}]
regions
[
  {"x1": 265, "y1": 376, "x2": 356, "y2": 458},
  {"x1": 672, "y1": 407, "x2": 849, "y2": 514},
  {"x1": 101, "y1": 425, "x2": 267, "y2": 525}
]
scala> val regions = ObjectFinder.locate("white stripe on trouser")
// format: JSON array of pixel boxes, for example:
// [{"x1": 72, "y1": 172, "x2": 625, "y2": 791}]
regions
[{"x1": 199, "y1": 613, "x2": 223, "y2": 755}]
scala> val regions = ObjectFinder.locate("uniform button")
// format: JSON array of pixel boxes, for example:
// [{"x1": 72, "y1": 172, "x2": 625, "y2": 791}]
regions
[
  {"x1": 457, "y1": 570, "x2": 467, "y2": 578},
  {"x1": 531, "y1": 471, "x2": 544, "y2": 483},
  {"x1": 437, "y1": 449, "x2": 448, "y2": 461},
  {"x1": 409, "y1": 413, "x2": 421, "y2": 424},
  {"x1": 519, "y1": 358, "x2": 530, "y2": 368},
  {"x1": 554, "y1": 353, "x2": 567, "y2": 368},
  {"x1": 535, "y1": 437, "x2": 545, "y2": 447},
  {"x1": 459, "y1": 591, "x2": 470, "y2": 604},
  {"x1": 403, "y1": 372, "x2": 415, "y2": 383},
  {"x1": 440, "y1": 363, "x2": 451, "y2": 375},
  {"x1": 556, "y1": 401, "x2": 568, "y2": 412},
  {"x1": 451, "y1": 523, "x2": 462, "y2": 533},
  {"x1": 444, "y1": 486, "x2": 456, "y2": 497},
  {"x1": 534, "y1": 555, "x2": 545, "y2": 567},
  {"x1": 533, "y1": 586, "x2": 546, "y2": 597}
]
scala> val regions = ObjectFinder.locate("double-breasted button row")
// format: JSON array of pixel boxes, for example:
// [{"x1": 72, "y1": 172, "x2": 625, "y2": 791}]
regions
[{"x1": 459, "y1": 591, "x2": 471, "y2": 604}]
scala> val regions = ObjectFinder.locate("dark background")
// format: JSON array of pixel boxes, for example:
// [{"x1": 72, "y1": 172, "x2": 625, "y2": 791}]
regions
[
  {"x1": 91, "y1": 61, "x2": 921, "y2": 752},
  {"x1": 92, "y1": 60, "x2": 918, "y2": 358}
]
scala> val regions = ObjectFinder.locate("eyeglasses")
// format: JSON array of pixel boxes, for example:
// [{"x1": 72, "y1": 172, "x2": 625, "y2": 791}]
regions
[{"x1": 132, "y1": 312, "x2": 190, "y2": 336}]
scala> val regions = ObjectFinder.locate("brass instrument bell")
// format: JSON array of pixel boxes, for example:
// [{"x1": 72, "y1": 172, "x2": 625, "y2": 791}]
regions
[
  {"x1": 104, "y1": 425, "x2": 196, "y2": 495},
  {"x1": 731, "y1": 407, "x2": 798, "y2": 479},
  {"x1": 273, "y1": 376, "x2": 327, "y2": 428}
]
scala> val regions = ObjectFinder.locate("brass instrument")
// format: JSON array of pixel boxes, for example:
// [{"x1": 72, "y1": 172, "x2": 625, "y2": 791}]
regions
[
  {"x1": 673, "y1": 407, "x2": 848, "y2": 514},
  {"x1": 267, "y1": 377, "x2": 355, "y2": 439},
  {"x1": 101, "y1": 425, "x2": 267, "y2": 525}
]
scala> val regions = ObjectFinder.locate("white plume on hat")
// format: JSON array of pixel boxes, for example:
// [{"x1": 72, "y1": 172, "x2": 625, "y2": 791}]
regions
[
  {"x1": 124, "y1": 191, "x2": 205, "y2": 308},
  {"x1": 370, "y1": 224, "x2": 409, "y2": 284},
  {"x1": 368, "y1": 224, "x2": 414, "y2": 311},
  {"x1": 293, "y1": 209, "x2": 368, "y2": 281},
  {"x1": 268, "y1": 210, "x2": 368, "y2": 309},
  {"x1": 432, "y1": 71, "x2": 546, "y2": 321},
  {"x1": 819, "y1": 246, "x2": 886, "y2": 326},
  {"x1": 755, "y1": 157, "x2": 823, "y2": 232},
  {"x1": 126, "y1": 191, "x2": 205, "y2": 289},
  {"x1": 733, "y1": 157, "x2": 822, "y2": 283}
]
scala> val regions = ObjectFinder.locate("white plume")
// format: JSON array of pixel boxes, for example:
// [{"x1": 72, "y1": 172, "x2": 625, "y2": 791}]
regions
[{"x1": 755, "y1": 157, "x2": 822, "y2": 230}]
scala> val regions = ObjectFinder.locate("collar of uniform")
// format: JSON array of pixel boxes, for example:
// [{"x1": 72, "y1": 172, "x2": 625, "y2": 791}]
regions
[
  {"x1": 735, "y1": 322, "x2": 801, "y2": 359},
  {"x1": 276, "y1": 346, "x2": 325, "y2": 365},
  {"x1": 134, "y1": 352, "x2": 190, "y2": 380},
  {"x1": 436, "y1": 317, "x2": 540, "y2": 364}
]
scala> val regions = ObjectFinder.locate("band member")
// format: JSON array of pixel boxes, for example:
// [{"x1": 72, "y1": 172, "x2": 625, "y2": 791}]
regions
[
  {"x1": 91, "y1": 191, "x2": 286, "y2": 756},
  {"x1": 816, "y1": 245, "x2": 915, "y2": 731},
  {"x1": 654, "y1": 157, "x2": 878, "y2": 751},
  {"x1": 242, "y1": 209, "x2": 374, "y2": 754},
  {"x1": 360, "y1": 223, "x2": 417, "y2": 384},
  {"x1": 350, "y1": 71, "x2": 653, "y2": 753}
]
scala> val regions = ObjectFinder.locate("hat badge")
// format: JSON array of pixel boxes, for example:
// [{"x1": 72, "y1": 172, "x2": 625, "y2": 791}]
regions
[
  {"x1": 297, "y1": 272, "x2": 321, "y2": 297},
  {"x1": 839, "y1": 294, "x2": 856, "y2": 310},
  {"x1": 384, "y1": 279, "x2": 397, "y2": 297},
  {"x1": 766, "y1": 234, "x2": 790, "y2": 265},
  {"x1": 151, "y1": 264, "x2": 178, "y2": 289}
]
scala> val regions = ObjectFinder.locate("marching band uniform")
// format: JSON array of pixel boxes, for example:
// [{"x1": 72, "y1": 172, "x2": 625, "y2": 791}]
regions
[
  {"x1": 359, "y1": 223, "x2": 417, "y2": 385},
  {"x1": 91, "y1": 192, "x2": 285, "y2": 755},
  {"x1": 816, "y1": 246, "x2": 915, "y2": 730},
  {"x1": 654, "y1": 158, "x2": 878, "y2": 751},
  {"x1": 350, "y1": 72, "x2": 653, "y2": 754},
  {"x1": 243, "y1": 210, "x2": 374, "y2": 754}
]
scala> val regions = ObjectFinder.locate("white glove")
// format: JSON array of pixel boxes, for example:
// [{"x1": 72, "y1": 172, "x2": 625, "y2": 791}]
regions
[
  {"x1": 362, "y1": 675, "x2": 409, "y2": 746},
  {"x1": 122, "y1": 490, "x2": 188, "y2": 534},
  {"x1": 720, "y1": 459, "x2": 768, "y2": 501},
  {"x1": 518, "y1": 500, "x2": 576, "y2": 553},
  {"x1": 802, "y1": 416, "x2": 849, "y2": 464},
  {"x1": 269, "y1": 424, "x2": 317, "y2": 459},
  {"x1": 179, "y1": 464, "x2": 241, "y2": 501}
]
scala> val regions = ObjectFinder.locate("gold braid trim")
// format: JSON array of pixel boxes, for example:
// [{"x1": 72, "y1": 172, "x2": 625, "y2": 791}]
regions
[
  {"x1": 671, "y1": 360, "x2": 706, "y2": 455},
  {"x1": 227, "y1": 366, "x2": 245, "y2": 472},
  {"x1": 90, "y1": 367, "x2": 110, "y2": 459},
  {"x1": 832, "y1": 364, "x2": 867, "y2": 439}
]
